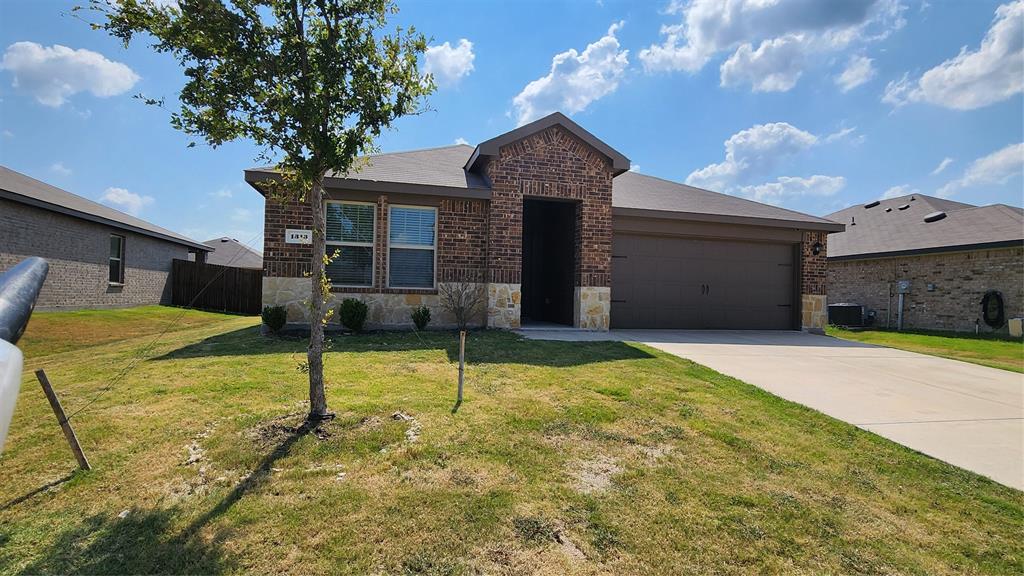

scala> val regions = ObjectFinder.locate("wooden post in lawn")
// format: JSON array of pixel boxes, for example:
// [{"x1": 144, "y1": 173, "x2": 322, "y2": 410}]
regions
[
  {"x1": 35, "y1": 369, "x2": 91, "y2": 471},
  {"x1": 457, "y1": 330, "x2": 466, "y2": 405}
]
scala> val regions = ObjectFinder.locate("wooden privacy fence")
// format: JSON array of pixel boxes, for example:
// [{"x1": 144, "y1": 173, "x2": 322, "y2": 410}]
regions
[{"x1": 171, "y1": 259, "x2": 262, "y2": 315}]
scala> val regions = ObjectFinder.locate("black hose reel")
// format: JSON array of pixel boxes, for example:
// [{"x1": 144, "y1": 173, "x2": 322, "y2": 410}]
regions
[{"x1": 980, "y1": 290, "x2": 1005, "y2": 329}]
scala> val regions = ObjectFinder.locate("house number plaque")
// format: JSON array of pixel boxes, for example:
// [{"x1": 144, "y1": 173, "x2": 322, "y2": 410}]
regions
[{"x1": 285, "y1": 229, "x2": 313, "y2": 244}]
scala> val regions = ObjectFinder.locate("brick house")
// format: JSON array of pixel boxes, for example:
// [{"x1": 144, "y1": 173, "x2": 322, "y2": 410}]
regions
[
  {"x1": 0, "y1": 165, "x2": 210, "y2": 310},
  {"x1": 248, "y1": 113, "x2": 843, "y2": 331},
  {"x1": 826, "y1": 194, "x2": 1023, "y2": 333}
]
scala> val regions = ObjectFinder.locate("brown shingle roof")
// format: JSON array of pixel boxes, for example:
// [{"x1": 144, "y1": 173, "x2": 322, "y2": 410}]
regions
[
  {"x1": 245, "y1": 130, "x2": 841, "y2": 231},
  {"x1": 0, "y1": 165, "x2": 209, "y2": 251},
  {"x1": 612, "y1": 171, "x2": 842, "y2": 230},
  {"x1": 825, "y1": 194, "x2": 1024, "y2": 259}
]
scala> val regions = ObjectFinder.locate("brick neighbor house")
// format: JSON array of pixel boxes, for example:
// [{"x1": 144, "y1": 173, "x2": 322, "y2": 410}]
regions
[
  {"x1": 826, "y1": 194, "x2": 1023, "y2": 333},
  {"x1": 0, "y1": 165, "x2": 210, "y2": 310},
  {"x1": 247, "y1": 113, "x2": 844, "y2": 331}
]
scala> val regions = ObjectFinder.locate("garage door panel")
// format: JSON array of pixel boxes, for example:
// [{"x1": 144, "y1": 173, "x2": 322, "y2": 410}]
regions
[{"x1": 611, "y1": 234, "x2": 795, "y2": 330}]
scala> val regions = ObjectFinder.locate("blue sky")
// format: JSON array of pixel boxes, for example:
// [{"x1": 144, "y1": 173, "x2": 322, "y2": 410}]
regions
[{"x1": 1, "y1": 0, "x2": 1021, "y2": 252}]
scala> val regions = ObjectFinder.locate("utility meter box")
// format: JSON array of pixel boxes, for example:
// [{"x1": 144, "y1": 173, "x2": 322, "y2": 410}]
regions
[
  {"x1": 1009, "y1": 318, "x2": 1023, "y2": 338},
  {"x1": 896, "y1": 280, "x2": 912, "y2": 294}
]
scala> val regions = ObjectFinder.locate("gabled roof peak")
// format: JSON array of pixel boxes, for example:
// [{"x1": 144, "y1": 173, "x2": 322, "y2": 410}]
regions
[{"x1": 464, "y1": 112, "x2": 631, "y2": 175}]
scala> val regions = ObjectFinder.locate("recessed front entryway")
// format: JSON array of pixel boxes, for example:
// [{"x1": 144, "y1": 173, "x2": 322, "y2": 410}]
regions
[
  {"x1": 610, "y1": 234, "x2": 797, "y2": 329},
  {"x1": 521, "y1": 198, "x2": 576, "y2": 326}
]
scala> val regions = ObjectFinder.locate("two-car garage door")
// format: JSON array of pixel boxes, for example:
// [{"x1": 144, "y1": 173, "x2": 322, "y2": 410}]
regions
[{"x1": 611, "y1": 234, "x2": 796, "y2": 330}]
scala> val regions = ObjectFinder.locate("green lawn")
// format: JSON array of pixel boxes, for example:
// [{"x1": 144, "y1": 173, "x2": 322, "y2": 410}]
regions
[
  {"x1": 1, "y1": 307, "x2": 1021, "y2": 575},
  {"x1": 827, "y1": 326, "x2": 1024, "y2": 373}
]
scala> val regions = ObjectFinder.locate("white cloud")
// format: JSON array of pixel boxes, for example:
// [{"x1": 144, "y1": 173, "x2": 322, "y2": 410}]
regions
[
  {"x1": 454, "y1": 137, "x2": 470, "y2": 146},
  {"x1": 209, "y1": 188, "x2": 233, "y2": 199},
  {"x1": 0, "y1": 42, "x2": 139, "y2": 107},
  {"x1": 630, "y1": 163, "x2": 641, "y2": 172},
  {"x1": 883, "y1": 1, "x2": 1023, "y2": 109},
  {"x1": 512, "y1": 21, "x2": 629, "y2": 126},
  {"x1": 823, "y1": 126, "x2": 861, "y2": 144},
  {"x1": 686, "y1": 122, "x2": 818, "y2": 190},
  {"x1": 100, "y1": 187, "x2": 153, "y2": 216},
  {"x1": 720, "y1": 35, "x2": 805, "y2": 92},
  {"x1": 881, "y1": 184, "x2": 918, "y2": 199},
  {"x1": 930, "y1": 157, "x2": 954, "y2": 175},
  {"x1": 686, "y1": 121, "x2": 846, "y2": 206},
  {"x1": 836, "y1": 55, "x2": 876, "y2": 92},
  {"x1": 2, "y1": 129, "x2": 13, "y2": 138},
  {"x1": 423, "y1": 39, "x2": 475, "y2": 87},
  {"x1": 737, "y1": 175, "x2": 846, "y2": 205},
  {"x1": 639, "y1": 0, "x2": 904, "y2": 92},
  {"x1": 49, "y1": 162, "x2": 71, "y2": 176},
  {"x1": 937, "y1": 143, "x2": 1023, "y2": 197},
  {"x1": 230, "y1": 208, "x2": 252, "y2": 222}
]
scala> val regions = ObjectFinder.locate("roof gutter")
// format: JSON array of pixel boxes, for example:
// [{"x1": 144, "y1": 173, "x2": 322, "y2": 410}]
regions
[
  {"x1": 612, "y1": 206, "x2": 846, "y2": 232},
  {"x1": 0, "y1": 189, "x2": 211, "y2": 252},
  {"x1": 828, "y1": 239, "x2": 1024, "y2": 261}
]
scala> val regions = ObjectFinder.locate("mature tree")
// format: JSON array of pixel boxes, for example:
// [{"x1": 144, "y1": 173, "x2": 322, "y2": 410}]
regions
[{"x1": 92, "y1": 0, "x2": 434, "y2": 420}]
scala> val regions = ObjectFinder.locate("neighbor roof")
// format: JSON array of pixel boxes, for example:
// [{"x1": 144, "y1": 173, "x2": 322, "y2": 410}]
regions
[
  {"x1": 826, "y1": 194, "x2": 1024, "y2": 259},
  {"x1": 245, "y1": 113, "x2": 843, "y2": 232},
  {"x1": 203, "y1": 237, "x2": 264, "y2": 269},
  {"x1": 0, "y1": 165, "x2": 209, "y2": 251}
]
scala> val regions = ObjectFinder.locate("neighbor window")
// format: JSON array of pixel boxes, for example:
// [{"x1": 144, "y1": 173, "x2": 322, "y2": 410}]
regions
[
  {"x1": 108, "y1": 234, "x2": 125, "y2": 284},
  {"x1": 388, "y1": 206, "x2": 436, "y2": 289},
  {"x1": 325, "y1": 201, "x2": 375, "y2": 287}
]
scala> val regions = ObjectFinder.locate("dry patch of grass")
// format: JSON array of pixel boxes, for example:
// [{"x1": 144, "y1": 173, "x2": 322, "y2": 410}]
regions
[
  {"x1": 18, "y1": 305, "x2": 240, "y2": 359},
  {"x1": 0, "y1": 307, "x2": 1021, "y2": 574}
]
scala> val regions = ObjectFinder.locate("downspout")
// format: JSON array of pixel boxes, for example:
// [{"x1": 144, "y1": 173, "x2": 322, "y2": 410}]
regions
[
  {"x1": 897, "y1": 292, "x2": 904, "y2": 331},
  {"x1": 886, "y1": 283, "x2": 892, "y2": 329}
]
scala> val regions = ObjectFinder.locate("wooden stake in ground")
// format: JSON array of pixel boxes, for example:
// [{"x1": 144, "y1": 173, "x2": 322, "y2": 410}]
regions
[
  {"x1": 35, "y1": 369, "x2": 90, "y2": 471},
  {"x1": 457, "y1": 330, "x2": 466, "y2": 405}
]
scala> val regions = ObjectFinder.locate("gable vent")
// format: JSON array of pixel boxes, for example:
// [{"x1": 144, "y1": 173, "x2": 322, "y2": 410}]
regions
[
  {"x1": 923, "y1": 211, "x2": 947, "y2": 223},
  {"x1": 864, "y1": 200, "x2": 880, "y2": 208},
  {"x1": 898, "y1": 204, "x2": 910, "y2": 210}
]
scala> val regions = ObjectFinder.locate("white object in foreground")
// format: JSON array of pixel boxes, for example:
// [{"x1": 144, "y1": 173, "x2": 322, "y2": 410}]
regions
[{"x1": 0, "y1": 338, "x2": 23, "y2": 452}]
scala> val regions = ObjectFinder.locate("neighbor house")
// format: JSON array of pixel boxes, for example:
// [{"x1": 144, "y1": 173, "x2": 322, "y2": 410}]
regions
[
  {"x1": 0, "y1": 165, "x2": 210, "y2": 310},
  {"x1": 826, "y1": 193, "x2": 1023, "y2": 333},
  {"x1": 201, "y1": 237, "x2": 263, "y2": 269},
  {"x1": 246, "y1": 113, "x2": 843, "y2": 331}
]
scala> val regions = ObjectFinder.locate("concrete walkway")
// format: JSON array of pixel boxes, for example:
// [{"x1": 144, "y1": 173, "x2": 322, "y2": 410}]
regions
[{"x1": 517, "y1": 328, "x2": 1024, "y2": 490}]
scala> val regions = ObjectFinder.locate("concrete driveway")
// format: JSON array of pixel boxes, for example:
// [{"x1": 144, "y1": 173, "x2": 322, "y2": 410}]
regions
[{"x1": 518, "y1": 328, "x2": 1024, "y2": 490}]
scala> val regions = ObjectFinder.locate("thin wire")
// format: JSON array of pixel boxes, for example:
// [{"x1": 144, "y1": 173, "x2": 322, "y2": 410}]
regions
[{"x1": 63, "y1": 230, "x2": 265, "y2": 421}]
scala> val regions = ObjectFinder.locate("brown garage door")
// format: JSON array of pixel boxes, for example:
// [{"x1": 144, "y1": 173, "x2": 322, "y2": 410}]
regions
[{"x1": 611, "y1": 234, "x2": 796, "y2": 329}]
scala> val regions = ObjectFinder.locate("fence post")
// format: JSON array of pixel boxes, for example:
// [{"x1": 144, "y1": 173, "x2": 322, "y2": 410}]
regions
[{"x1": 35, "y1": 369, "x2": 91, "y2": 471}]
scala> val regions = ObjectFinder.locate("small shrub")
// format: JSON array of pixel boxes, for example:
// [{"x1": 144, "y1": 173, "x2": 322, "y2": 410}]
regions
[
  {"x1": 261, "y1": 305, "x2": 287, "y2": 333},
  {"x1": 411, "y1": 305, "x2": 431, "y2": 330},
  {"x1": 338, "y1": 298, "x2": 368, "y2": 332}
]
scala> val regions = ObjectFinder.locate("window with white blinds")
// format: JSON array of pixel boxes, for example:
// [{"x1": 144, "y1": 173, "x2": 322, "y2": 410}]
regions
[
  {"x1": 325, "y1": 201, "x2": 375, "y2": 287},
  {"x1": 388, "y1": 205, "x2": 436, "y2": 289}
]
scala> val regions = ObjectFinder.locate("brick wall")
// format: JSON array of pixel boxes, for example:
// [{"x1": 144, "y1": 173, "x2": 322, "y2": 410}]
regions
[
  {"x1": 263, "y1": 194, "x2": 313, "y2": 278},
  {"x1": 0, "y1": 198, "x2": 189, "y2": 309},
  {"x1": 438, "y1": 198, "x2": 489, "y2": 283},
  {"x1": 827, "y1": 246, "x2": 1024, "y2": 332},
  {"x1": 801, "y1": 231, "x2": 828, "y2": 295},
  {"x1": 263, "y1": 192, "x2": 489, "y2": 291},
  {"x1": 484, "y1": 125, "x2": 614, "y2": 287}
]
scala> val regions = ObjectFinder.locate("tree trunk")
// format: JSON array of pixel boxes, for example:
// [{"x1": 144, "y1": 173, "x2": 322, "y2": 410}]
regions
[{"x1": 307, "y1": 178, "x2": 330, "y2": 420}]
